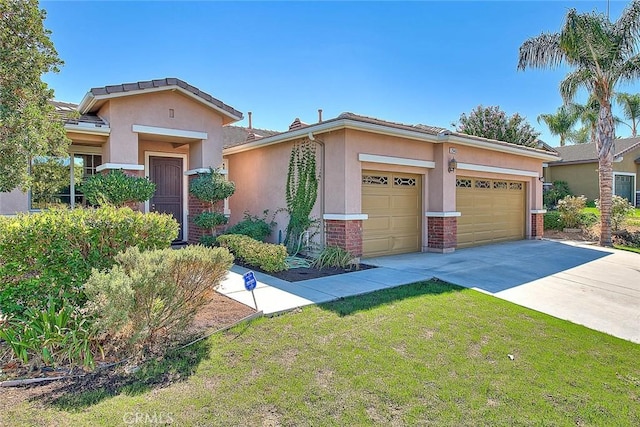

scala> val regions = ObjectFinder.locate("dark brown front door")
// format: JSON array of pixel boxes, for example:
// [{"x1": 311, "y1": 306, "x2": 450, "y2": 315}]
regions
[{"x1": 149, "y1": 156, "x2": 183, "y2": 240}]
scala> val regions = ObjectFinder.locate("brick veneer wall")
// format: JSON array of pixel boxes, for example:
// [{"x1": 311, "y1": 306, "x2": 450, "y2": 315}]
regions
[
  {"x1": 325, "y1": 220, "x2": 363, "y2": 258},
  {"x1": 186, "y1": 175, "x2": 226, "y2": 244},
  {"x1": 427, "y1": 217, "x2": 457, "y2": 252},
  {"x1": 531, "y1": 213, "x2": 544, "y2": 239}
]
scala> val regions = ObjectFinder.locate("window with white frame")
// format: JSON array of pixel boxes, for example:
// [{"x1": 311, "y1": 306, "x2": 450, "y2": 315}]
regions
[{"x1": 30, "y1": 150, "x2": 102, "y2": 209}]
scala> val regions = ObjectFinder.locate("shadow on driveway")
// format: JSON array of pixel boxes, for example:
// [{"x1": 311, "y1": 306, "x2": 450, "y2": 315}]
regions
[{"x1": 366, "y1": 240, "x2": 612, "y2": 293}]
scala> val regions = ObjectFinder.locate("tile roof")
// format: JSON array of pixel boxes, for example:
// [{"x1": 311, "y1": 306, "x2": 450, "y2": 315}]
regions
[
  {"x1": 551, "y1": 138, "x2": 640, "y2": 163},
  {"x1": 337, "y1": 112, "x2": 449, "y2": 136},
  {"x1": 88, "y1": 78, "x2": 242, "y2": 119},
  {"x1": 51, "y1": 100, "x2": 107, "y2": 127},
  {"x1": 223, "y1": 126, "x2": 281, "y2": 147}
]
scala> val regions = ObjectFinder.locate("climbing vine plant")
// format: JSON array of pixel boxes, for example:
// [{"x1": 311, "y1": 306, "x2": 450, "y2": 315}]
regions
[{"x1": 284, "y1": 139, "x2": 318, "y2": 252}]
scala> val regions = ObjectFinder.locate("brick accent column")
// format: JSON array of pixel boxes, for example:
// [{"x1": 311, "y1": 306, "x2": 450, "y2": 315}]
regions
[
  {"x1": 324, "y1": 219, "x2": 363, "y2": 258},
  {"x1": 427, "y1": 216, "x2": 457, "y2": 253},
  {"x1": 531, "y1": 212, "x2": 545, "y2": 239}
]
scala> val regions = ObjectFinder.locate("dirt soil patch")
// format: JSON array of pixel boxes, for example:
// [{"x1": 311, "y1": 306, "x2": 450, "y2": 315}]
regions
[{"x1": 0, "y1": 291, "x2": 255, "y2": 408}]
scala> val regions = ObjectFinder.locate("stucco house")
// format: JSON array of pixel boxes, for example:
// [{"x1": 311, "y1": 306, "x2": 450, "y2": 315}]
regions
[
  {"x1": 544, "y1": 138, "x2": 640, "y2": 206},
  {"x1": 0, "y1": 78, "x2": 558, "y2": 257},
  {"x1": 225, "y1": 112, "x2": 557, "y2": 257}
]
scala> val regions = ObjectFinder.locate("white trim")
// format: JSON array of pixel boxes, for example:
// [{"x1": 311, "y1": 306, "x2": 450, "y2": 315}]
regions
[
  {"x1": 223, "y1": 118, "x2": 559, "y2": 161},
  {"x1": 323, "y1": 214, "x2": 369, "y2": 221},
  {"x1": 64, "y1": 124, "x2": 110, "y2": 136},
  {"x1": 425, "y1": 211, "x2": 461, "y2": 217},
  {"x1": 530, "y1": 209, "x2": 547, "y2": 214},
  {"x1": 456, "y1": 163, "x2": 539, "y2": 178},
  {"x1": 358, "y1": 153, "x2": 436, "y2": 169},
  {"x1": 185, "y1": 168, "x2": 211, "y2": 176},
  {"x1": 613, "y1": 172, "x2": 637, "y2": 206},
  {"x1": 96, "y1": 163, "x2": 144, "y2": 172},
  {"x1": 144, "y1": 152, "x2": 189, "y2": 241},
  {"x1": 132, "y1": 124, "x2": 207, "y2": 140},
  {"x1": 79, "y1": 85, "x2": 243, "y2": 123}
]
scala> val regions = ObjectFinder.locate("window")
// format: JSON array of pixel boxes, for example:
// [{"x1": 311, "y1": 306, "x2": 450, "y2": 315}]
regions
[{"x1": 30, "y1": 152, "x2": 102, "y2": 209}]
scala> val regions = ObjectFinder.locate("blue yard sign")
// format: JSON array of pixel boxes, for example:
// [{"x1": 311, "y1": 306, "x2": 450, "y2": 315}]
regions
[{"x1": 243, "y1": 271, "x2": 258, "y2": 310}]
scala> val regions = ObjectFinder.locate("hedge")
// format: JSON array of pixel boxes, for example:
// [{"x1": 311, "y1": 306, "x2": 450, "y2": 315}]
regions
[{"x1": 216, "y1": 234, "x2": 288, "y2": 272}]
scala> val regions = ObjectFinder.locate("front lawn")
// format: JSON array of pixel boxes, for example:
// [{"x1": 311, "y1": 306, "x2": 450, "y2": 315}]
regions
[{"x1": 3, "y1": 281, "x2": 639, "y2": 426}]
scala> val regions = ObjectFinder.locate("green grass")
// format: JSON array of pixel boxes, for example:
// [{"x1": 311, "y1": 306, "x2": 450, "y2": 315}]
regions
[
  {"x1": 615, "y1": 245, "x2": 640, "y2": 254},
  {"x1": 4, "y1": 281, "x2": 640, "y2": 426},
  {"x1": 583, "y1": 207, "x2": 640, "y2": 227}
]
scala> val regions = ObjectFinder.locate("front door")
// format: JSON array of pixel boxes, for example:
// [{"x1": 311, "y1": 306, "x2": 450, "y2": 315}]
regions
[{"x1": 149, "y1": 156, "x2": 183, "y2": 240}]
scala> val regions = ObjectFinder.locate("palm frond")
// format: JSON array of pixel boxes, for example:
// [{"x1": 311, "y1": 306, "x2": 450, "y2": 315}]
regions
[
  {"x1": 517, "y1": 33, "x2": 563, "y2": 70},
  {"x1": 614, "y1": 54, "x2": 640, "y2": 83},
  {"x1": 559, "y1": 69, "x2": 594, "y2": 102},
  {"x1": 614, "y1": 0, "x2": 640, "y2": 55}
]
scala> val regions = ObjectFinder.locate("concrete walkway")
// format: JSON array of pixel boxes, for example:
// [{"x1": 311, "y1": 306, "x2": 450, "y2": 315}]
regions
[{"x1": 218, "y1": 239, "x2": 640, "y2": 343}]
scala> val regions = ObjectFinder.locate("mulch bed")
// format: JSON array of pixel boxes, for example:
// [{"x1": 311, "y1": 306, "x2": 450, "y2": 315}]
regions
[{"x1": 235, "y1": 260, "x2": 377, "y2": 282}]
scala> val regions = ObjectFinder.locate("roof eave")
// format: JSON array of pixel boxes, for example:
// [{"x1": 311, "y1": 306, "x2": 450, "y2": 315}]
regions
[{"x1": 64, "y1": 123, "x2": 111, "y2": 136}]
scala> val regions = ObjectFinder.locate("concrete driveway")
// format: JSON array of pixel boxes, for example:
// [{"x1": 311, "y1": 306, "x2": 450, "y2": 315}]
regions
[{"x1": 367, "y1": 239, "x2": 640, "y2": 343}]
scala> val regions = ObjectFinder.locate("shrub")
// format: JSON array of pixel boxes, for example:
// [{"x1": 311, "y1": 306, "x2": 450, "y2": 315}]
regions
[
  {"x1": 194, "y1": 211, "x2": 228, "y2": 230},
  {"x1": 543, "y1": 180, "x2": 572, "y2": 208},
  {"x1": 557, "y1": 195, "x2": 587, "y2": 229},
  {"x1": 79, "y1": 169, "x2": 156, "y2": 207},
  {"x1": 224, "y1": 211, "x2": 274, "y2": 242},
  {"x1": 84, "y1": 245, "x2": 233, "y2": 353},
  {"x1": 189, "y1": 168, "x2": 235, "y2": 242},
  {"x1": 312, "y1": 246, "x2": 357, "y2": 270},
  {"x1": 217, "y1": 234, "x2": 288, "y2": 273},
  {"x1": 543, "y1": 210, "x2": 564, "y2": 230},
  {"x1": 613, "y1": 230, "x2": 640, "y2": 248},
  {"x1": 0, "y1": 207, "x2": 178, "y2": 316},
  {"x1": 596, "y1": 195, "x2": 634, "y2": 230},
  {"x1": 0, "y1": 298, "x2": 97, "y2": 369}
]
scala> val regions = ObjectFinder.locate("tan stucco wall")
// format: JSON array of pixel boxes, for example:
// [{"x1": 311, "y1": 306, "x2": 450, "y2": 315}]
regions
[
  {"x1": 98, "y1": 91, "x2": 225, "y2": 169},
  {"x1": 0, "y1": 189, "x2": 29, "y2": 215}
]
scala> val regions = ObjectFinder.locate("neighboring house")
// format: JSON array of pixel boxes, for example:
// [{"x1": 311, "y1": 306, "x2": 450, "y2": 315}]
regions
[
  {"x1": 224, "y1": 112, "x2": 557, "y2": 257},
  {"x1": 544, "y1": 138, "x2": 640, "y2": 206},
  {"x1": 0, "y1": 77, "x2": 558, "y2": 257},
  {"x1": 0, "y1": 78, "x2": 243, "y2": 243}
]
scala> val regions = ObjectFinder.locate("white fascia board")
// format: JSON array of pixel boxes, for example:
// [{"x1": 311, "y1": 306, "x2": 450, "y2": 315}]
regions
[
  {"x1": 457, "y1": 163, "x2": 540, "y2": 178},
  {"x1": 79, "y1": 86, "x2": 242, "y2": 122},
  {"x1": 132, "y1": 124, "x2": 207, "y2": 140},
  {"x1": 425, "y1": 212, "x2": 461, "y2": 217},
  {"x1": 446, "y1": 135, "x2": 559, "y2": 161},
  {"x1": 64, "y1": 124, "x2": 110, "y2": 136},
  {"x1": 96, "y1": 163, "x2": 144, "y2": 172},
  {"x1": 530, "y1": 209, "x2": 547, "y2": 214},
  {"x1": 358, "y1": 153, "x2": 435, "y2": 169},
  {"x1": 322, "y1": 214, "x2": 369, "y2": 220},
  {"x1": 185, "y1": 168, "x2": 228, "y2": 176}
]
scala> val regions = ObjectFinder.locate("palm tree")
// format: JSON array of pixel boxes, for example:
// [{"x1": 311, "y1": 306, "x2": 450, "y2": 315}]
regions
[
  {"x1": 616, "y1": 92, "x2": 640, "y2": 137},
  {"x1": 537, "y1": 105, "x2": 579, "y2": 146},
  {"x1": 574, "y1": 96, "x2": 601, "y2": 144},
  {"x1": 518, "y1": 1, "x2": 640, "y2": 247}
]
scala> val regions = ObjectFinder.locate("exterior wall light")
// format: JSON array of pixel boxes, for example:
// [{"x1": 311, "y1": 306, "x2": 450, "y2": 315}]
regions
[{"x1": 448, "y1": 158, "x2": 457, "y2": 173}]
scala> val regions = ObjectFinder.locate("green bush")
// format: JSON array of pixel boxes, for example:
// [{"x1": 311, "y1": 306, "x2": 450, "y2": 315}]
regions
[
  {"x1": 0, "y1": 207, "x2": 178, "y2": 316},
  {"x1": 194, "y1": 211, "x2": 228, "y2": 230},
  {"x1": 224, "y1": 211, "x2": 274, "y2": 242},
  {"x1": 84, "y1": 245, "x2": 233, "y2": 353},
  {"x1": 0, "y1": 298, "x2": 96, "y2": 369},
  {"x1": 189, "y1": 168, "x2": 235, "y2": 242},
  {"x1": 217, "y1": 234, "x2": 288, "y2": 273},
  {"x1": 543, "y1": 180, "x2": 572, "y2": 208},
  {"x1": 79, "y1": 169, "x2": 156, "y2": 207},
  {"x1": 543, "y1": 211, "x2": 564, "y2": 230},
  {"x1": 596, "y1": 195, "x2": 634, "y2": 230},
  {"x1": 312, "y1": 246, "x2": 357, "y2": 270},
  {"x1": 557, "y1": 195, "x2": 587, "y2": 229}
]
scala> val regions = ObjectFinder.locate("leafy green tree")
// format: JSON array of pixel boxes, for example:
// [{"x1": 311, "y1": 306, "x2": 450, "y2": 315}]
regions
[
  {"x1": 616, "y1": 92, "x2": 640, "y2": 137},
  {"x1": 537, "y1": 105, "x2": 579, "y2": 146},
  {"x1": 454, "y1": 105, "x2": 540, "y2": 147},
  {"x1": 518, "y1": 1, "x2": 640, "y2": 247},
  {"x1": 0, "y1": 0, "x2": 69, "y2": 192}
]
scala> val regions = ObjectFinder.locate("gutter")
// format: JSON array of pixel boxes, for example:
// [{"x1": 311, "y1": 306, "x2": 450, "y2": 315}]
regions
[{"x1": 64, "y1": 123, "x2": 111, "y2": 136}]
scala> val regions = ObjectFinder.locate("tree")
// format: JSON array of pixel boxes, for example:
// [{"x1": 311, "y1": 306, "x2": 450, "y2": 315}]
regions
[
  {"x1": 454, "y1": 105, "x2": 540, "y2": 147},
  {"x1": 189, "y1": 168, "x2": 235, "y2": 246},
  {"x1": 573, "y1": 96, "x2": 601, "y2": 144},
  {"x1": 0, "y1": 0, "x2": 68, "y2": 192},
  {"x1": 537, "y1": 105, "x2": 579, "y2": 146},
  {"x1": 616, "y1": 92, "x2": 640, "y2": 137},
  {"x1": 518, "y1": 0, "x2": 640, "y2": 247}
]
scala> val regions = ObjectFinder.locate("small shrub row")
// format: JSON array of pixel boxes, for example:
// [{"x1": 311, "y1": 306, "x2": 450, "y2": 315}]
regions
[
  {"x1": 544, "y1": 207, "x2": 598, "y2": 231},
  {"x1": 0, "y1": 207, "x2": 178, "y2": 316},
  {"x1": 217, "y1": 234, "x2": 288, "y2": 272},
  {"x1": 596, "y1": 195, "x2": 635, "y2": 230},
  {"x1": 84, "y1": 245, "x2": 234, "y2": 354},
  {"x1": 224, "y1": 211, "x2": 274, "y2": 242}
]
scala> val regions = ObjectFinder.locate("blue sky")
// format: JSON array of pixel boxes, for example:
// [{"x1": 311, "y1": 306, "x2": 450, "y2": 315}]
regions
[{"x1": 41, "y1": 1, "x2": 640, "y2": 146}]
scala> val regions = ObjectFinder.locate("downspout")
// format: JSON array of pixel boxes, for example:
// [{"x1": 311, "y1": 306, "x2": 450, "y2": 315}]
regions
[{"x1": 308, "y1": 131, "x2": 325, "y2": 248}]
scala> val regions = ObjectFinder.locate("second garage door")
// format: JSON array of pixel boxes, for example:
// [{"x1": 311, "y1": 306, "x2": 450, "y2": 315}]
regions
[
  {"x1": 456, "y1": 177, "x2": 525, "y2": 248},
  {"x1": 362, "y1": 171, "x2": 421, "y2": 257}
]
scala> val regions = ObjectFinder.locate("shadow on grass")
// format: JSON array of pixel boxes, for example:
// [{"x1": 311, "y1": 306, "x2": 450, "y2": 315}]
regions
[
  {"x1": 37, "y1": 339, "x2": 211, "y2": 412},
  {"x1": 318, "y1": 279, "x2": 464, "y2": 317}
]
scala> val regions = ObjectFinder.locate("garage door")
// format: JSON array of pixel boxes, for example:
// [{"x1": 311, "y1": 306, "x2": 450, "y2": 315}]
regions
[
  {"x1": 456, "y1": 177, "x2": 525, "y2": 248},
  {"x1": 362, "y1": 171, "x2": 421, "y2": 257}
]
